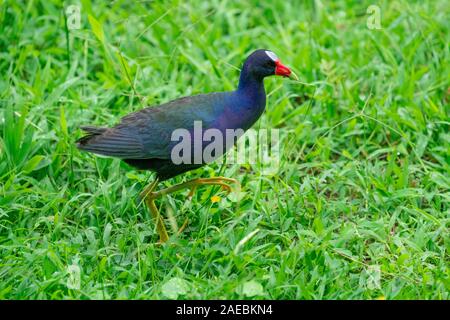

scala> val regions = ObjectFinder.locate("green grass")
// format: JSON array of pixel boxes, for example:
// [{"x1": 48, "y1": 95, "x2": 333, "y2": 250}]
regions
[{"x1": 0, "y1": 0, "x2": 449, "y2": 299}]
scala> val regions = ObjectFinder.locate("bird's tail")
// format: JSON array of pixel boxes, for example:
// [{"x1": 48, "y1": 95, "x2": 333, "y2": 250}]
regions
[
  {"x1": 76, "y1": 126, "x2": 144, "y2": 158},
  {"x1": 76, "y1": 126, "x2": 108, "y2": 145}
]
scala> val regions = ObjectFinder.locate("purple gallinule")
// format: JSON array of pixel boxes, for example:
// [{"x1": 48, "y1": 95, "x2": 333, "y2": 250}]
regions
[{"x1": 77, "y1": 49, "x2": 293, "y2": 242}]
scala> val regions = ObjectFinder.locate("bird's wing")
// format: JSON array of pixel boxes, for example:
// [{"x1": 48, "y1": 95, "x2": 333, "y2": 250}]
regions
[
  {"x1": 78, "y1": 92, "x2": 227, "y2": 159},
  {"x1": 121, "y1": 92, "x2": 227, "y2": 159}
]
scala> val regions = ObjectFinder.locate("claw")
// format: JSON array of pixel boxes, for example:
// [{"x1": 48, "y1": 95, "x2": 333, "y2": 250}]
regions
[
  {"x1": 178, "y1": 218, "x2": 189, "y2": 235},
  {"x1": 221, "y1": 184, "x2": 232, "y2": 195},
  {"x1": 187, "y1": 186, "x2": 197, "y2": 199}
]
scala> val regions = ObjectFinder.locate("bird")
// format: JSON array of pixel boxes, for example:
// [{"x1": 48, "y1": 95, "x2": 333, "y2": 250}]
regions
[{"x1": 77, "y1": 49, "x2": 293, "y2": 242}]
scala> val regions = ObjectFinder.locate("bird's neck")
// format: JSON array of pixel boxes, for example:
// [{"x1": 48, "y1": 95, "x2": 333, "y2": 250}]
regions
[
  {"x1": 237, "y1": 65, "x2": 265, "y2": 95},
  {"x1": 236, "y1": 68, "x2": 266, "y2": 109},
  {"x1": 223, "y1": 69, "x2": 266, "y2": 131}
]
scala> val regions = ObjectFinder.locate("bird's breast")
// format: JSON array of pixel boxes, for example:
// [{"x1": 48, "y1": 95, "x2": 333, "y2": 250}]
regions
[{"x1": 216, "y1": 95, "x2": 266, "y2": 132}]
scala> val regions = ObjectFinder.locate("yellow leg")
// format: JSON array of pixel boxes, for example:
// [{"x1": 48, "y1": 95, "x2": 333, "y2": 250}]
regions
[
  {"x1": 153, "y1": 177, "x2": 240, "y2": 199},
  {"x1": 140, "y1": 178, "x2": 169, "y2": 243},
  {"x1": 140, "y1": 177, "x2": 240, "y2": 243}
]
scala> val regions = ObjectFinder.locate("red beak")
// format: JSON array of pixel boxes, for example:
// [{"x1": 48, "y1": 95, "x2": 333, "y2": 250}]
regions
[{"x1": 275, "y1": 60, "x2": 291, "y2": 77}]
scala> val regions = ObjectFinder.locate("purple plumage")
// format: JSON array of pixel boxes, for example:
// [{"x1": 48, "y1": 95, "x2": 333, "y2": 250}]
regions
[{"x1": 77, "y1": 49, "x2": 292, "y2": 180}]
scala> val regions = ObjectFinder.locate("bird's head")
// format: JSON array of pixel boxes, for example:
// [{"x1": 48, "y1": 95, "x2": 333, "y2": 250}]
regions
[{"x1": 243, "y1": 49, "x2": 293, "y2": 80}]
